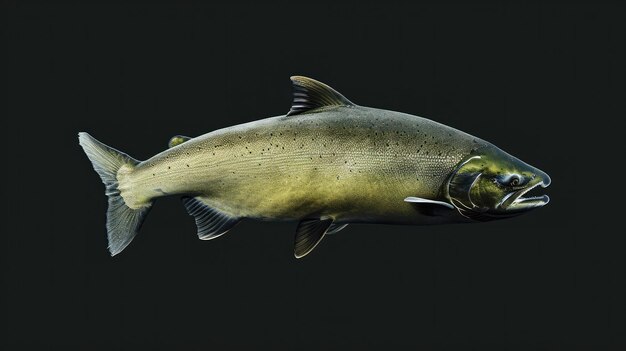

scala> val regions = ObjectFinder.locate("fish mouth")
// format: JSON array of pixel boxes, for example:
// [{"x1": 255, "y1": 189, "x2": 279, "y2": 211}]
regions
[{"x1": 500, "y1": 176, "x2": 551, "y2": 212}]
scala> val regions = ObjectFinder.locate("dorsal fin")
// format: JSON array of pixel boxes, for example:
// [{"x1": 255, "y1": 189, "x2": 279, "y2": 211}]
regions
[{"x1": 286, "y1": 76, "x2": 355, "y2": 116}]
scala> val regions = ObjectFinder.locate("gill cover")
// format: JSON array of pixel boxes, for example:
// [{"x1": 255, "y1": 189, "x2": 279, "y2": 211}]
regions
[{"x1": 446, "y1": 156, "x2": 490, "y2": 220}]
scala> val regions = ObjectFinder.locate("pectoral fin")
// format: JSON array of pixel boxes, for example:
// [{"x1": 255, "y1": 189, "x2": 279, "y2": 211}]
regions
[
  {"x1": 294, "y1": 218, "x2": 333, "y2": 258},
  {"x1": 404, "y1": 197, "x2": 455, "y2": 209}
]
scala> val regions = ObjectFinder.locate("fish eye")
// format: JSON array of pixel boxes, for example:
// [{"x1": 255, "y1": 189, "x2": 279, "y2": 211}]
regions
[{"x1": 495, "y1": 174, "x2": 523, "y2": 187}]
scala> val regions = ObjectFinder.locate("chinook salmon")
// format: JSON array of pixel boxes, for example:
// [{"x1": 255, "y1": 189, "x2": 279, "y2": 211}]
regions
[{"x1": 79, "y1": 76, "x2": 551, "y2": 258}]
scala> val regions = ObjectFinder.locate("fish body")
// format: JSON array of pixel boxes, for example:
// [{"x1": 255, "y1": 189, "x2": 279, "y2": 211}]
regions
[
  {"x1": 131, "y1": 107, "x2": 476, "y2": 224},
  {"x1": 79, "y1": 76, "x2": 551, "y2": 257}
]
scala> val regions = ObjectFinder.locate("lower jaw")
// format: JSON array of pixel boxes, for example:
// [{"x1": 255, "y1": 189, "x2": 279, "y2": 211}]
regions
[{"x1": 506, "y1": 199, "x2": 549, "y2": 212}]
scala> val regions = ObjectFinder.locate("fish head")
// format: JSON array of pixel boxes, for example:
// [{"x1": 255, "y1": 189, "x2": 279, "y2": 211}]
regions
[{"x1": 446, "y1": 145, "x2": 551, "y2": 221}]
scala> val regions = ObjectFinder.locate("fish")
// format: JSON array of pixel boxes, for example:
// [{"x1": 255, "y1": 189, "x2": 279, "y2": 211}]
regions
[{"x1": 79, "y1": 76, "x2": 551, "y2": 258}]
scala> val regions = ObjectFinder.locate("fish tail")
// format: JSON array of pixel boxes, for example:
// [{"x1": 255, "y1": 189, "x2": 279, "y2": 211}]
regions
[{"x1": 78, "y1": 132, "x2": 152, "y2": 256}]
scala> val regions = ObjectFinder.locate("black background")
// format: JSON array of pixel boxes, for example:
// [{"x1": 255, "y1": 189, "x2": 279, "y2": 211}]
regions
[{"x1": 3, "y1": 1, "x2": 625, "y2": 349}]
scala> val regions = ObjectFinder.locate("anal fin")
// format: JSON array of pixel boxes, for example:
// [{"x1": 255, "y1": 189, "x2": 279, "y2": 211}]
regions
[
  {"x1": 294, "y1": 218, "x2": 333, "y2": 258},
  {"x1": 182, "y1": 196, "x2": 240, "y2": 240}
]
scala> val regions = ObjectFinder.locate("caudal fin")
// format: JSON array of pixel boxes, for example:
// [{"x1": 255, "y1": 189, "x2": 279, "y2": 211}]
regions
[{"x1": 78, "y1": 132, "x2": 152, "y2": 256}]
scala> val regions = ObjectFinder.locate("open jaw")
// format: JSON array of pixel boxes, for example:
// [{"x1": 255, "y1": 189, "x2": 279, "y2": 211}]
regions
[{"x1": 501, "y1": 180, "x2": 551, "y2": 211}]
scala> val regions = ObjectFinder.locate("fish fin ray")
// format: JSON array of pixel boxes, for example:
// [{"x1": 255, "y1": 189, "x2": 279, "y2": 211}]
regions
[
  {"x1": 287, "y1": 76, "x2": 355, "y2": 116},
  {"x1": 182, "y1": 196, "x2": 240, "y2": 240},
  {"x1": 294, "y1": 218, "x2": 333, "y2": 258}
]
